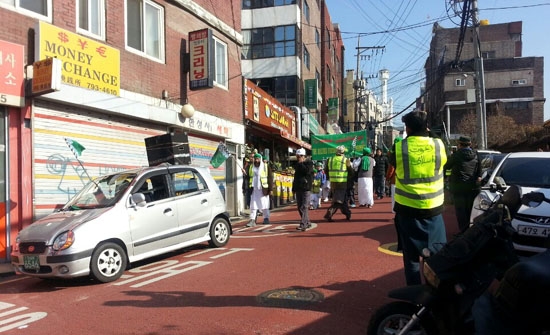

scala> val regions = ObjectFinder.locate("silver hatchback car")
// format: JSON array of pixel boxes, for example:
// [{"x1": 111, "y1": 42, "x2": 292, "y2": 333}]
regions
[{"x1": 11, "y1": 164, "x2": 231, "y2": 282}]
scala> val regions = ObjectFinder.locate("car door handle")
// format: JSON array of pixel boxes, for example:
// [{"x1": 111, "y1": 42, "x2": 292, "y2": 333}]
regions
[
  {"x1": 163, "y1": 208, "x2": 174, "y2": 216},
  {"x1": 201, "y1": 199, "x2": 208, "y2": 205}
]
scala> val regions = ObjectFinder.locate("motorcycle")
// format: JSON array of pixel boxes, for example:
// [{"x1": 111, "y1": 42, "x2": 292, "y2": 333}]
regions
[
  {"x1": 367, "y1": 179, "x2": 526, "y2": 335},
  {"x1": 475, "y1": 190, "x2": 550, "y2": 335}
]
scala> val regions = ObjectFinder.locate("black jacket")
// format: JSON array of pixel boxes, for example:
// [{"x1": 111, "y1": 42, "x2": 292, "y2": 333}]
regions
[
  {"x1": 444, "y1": 147, "x2": 481, "y2": 192},
  {"x1": 292, "y1": 159, "x2": 314, "y2": 192},
  {"x1": 373, "y1": 154, "x2": 389, "y2": 176}
]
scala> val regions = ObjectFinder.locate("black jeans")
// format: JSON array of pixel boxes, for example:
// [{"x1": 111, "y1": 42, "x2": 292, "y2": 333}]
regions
[
  {"x1": 374, "y1": 175, "x2": 386, "y2": 197},
  {"x1": 452, "y1": 189, "x2": 478, "y2": 233},
  {"x1": 295, "y1": 190, "x2": 311, "y2": 225}
]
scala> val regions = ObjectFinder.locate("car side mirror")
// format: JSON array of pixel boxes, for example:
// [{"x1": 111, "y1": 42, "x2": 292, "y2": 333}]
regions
[{"x1": 131, "y1": 193, "x2": 147, "y2": 207}]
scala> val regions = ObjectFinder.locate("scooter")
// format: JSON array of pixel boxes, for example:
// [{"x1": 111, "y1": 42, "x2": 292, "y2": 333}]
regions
[
  {"x1": 367, "y1": 180, "x2": 525, "y2": 335},
  {"x1": 474, "y1": 190, "x2": 550, "y2": 335}
]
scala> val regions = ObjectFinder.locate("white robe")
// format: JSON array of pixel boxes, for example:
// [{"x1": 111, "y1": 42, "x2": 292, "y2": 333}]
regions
[{"x1": 249, "y1": 162, "x2": 270, "y2": 219}]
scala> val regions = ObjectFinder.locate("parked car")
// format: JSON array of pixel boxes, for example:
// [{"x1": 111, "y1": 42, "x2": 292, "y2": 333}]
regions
[
  {"x1": 11, "y1": 164, "x2": 231, "y2": 283},
  {"x1": 470, "y1": 152, "x2": 550, "y2": 254}
]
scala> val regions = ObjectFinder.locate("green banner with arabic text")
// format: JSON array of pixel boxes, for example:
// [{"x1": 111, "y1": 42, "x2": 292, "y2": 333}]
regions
[{"x1": 311, "y1": 130, "x2": 369, "y2": 161}]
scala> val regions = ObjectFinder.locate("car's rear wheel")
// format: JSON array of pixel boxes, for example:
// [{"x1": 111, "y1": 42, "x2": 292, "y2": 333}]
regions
[
  {"x1": 208, "y1": 217, "x2": 230, "y2": 247},
  {"x1": 90, "y1": 242, "x2": 127, "y2": 283}
]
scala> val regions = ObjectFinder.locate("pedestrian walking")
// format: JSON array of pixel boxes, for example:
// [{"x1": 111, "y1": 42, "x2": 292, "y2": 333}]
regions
[
  {"x1": 390, "y1": 111, "x2": 447, "y2": 285},
  {"x1": 323, "y1": 145, "x2": 353, "y2": 222},
  {"x1": 247, "y1": 153, "x2": 273, "y2": 227},
  {"x1": 373, "y1": 148, "x2": 389, "y2": 199},
  {"x1": 310, "y1": 162, "x2": 326, "y2": 209},
  {"x1": 353, "y1": 147, "x2": 376, "y2": 208},
  {"x1": 347, "y1": 158, "x2": 357, "y2": 208},
  {"x1": 241, "y1": 151, "x2": 255, "y2": 210},
  {"x1": 292, "y1": 148, "x2": 313, "y2": 231},
  {"x1": 443, "y1": 136, "x2": 482, "y2": 233}
]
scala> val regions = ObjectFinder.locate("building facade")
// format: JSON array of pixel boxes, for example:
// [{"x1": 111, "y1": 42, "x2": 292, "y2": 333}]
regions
[
  {"x1": 424, "y1": 21, "x2": 545, "y2": 142},
  {"x1": 241, "y1": 0, "x2": 344, "y2": 160},
  {"x1": 0, "y1": 0, "x2": 244, "y2": 262}
]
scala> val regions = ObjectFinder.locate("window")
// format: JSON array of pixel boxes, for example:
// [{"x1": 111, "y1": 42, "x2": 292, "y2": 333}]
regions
[
  {"x1": 315, "y1": 29, "x2": 320, "y2": 48},
  {"x1": 504, "y1": 101, "x2": 529, "y2": 110},
  {"x1": 303, "y1": 0, "x2": 310, "y2": 23},
  {"x1": 0, "y1": 0, "x2": 51, "y2": 19},
  {"x1": 77, "y1": 0, "x2": 105, "y2": 39},
  {"x1": 253, "y1": 76, "x2": 297, "y2": 106},
  {"x1": 511, "y1": 79, "x2": 527, "y2": 85},
  {"x1": 455, "y1": 78, "x2": 465, "y2": 86},
  {"x1": 172, "y1": 171, "x2": 207, "y2": 196},
  {"x1": 242, "y1": 0, "x2": 296, "y2": 9},
  {"x1": 126, "y1": 0, "x2": 165, "y2": 61},
  {"x1": 242, "y1": 25, "x2": 296, "y2": 59},
  {"x1": 214, "y1": 37, "x2": 228, "y2": 88},
  {"x1": 303, "y1": 44, "x2": 310, "y2": 70},
  {"x1": 481, "y1": 51, "x2": 495, "y2": 59}
]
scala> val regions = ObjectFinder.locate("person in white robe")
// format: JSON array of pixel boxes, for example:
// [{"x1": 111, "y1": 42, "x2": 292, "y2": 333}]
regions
[
  {"x1": 247, "y1": 153, "x2": 272, "y2": 227},
  {"x1": 352, "y1": 147, "x2": 376, "y2": 208}
]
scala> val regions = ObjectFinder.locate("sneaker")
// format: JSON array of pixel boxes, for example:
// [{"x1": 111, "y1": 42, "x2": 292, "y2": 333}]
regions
[
  {"x1": 350, "y1": 204, "x2": 356, "y2": 208},
  {"x1": 296, "y1": 225, "x2": 306, "y2": 231},
  {"x1": 263, "y1": 218, "x2": 270, "y2": 224},
  {"x1": 246, "y1": 220, "x2": 256, "y2": 227},
  {"x1": 367, "y1": 204, "x2": 372, "y2": 208},
  {"x1": 306, "y1": 223, "x2": 312, "y2": 229},
  {"x1": 346, "y1": 213, "x2": 351, "y2": 221},
  {"x1": 323, "y1": 198, "x2": 329, "y2": 202}
]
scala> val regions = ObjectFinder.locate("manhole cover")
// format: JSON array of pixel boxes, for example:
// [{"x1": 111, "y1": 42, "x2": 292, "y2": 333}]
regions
[{"x1": 257, "y1": 288, "x2": 324, "y2": 308}]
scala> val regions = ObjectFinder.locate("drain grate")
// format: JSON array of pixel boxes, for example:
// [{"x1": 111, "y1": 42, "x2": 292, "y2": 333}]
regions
[{"x1": 257, "y1": 288, "x2": 324, "y2": 308}]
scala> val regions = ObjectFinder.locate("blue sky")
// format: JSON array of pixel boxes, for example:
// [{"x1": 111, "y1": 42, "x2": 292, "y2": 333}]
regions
[{"x1": 324, "y1": 0, "x2": 550, "y2": 124}]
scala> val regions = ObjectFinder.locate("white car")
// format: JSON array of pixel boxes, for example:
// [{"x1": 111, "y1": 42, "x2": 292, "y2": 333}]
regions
[
  {"x1": 11, "y1": 164, "x2": 231, "y2": 282},
  {"x1": 470, "y1": 152, "x2": 550, "y2": 254}
]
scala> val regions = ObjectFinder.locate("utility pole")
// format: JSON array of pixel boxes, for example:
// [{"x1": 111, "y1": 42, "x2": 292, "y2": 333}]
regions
[
  {"x1": 472, "y1": 0, "x2": 487, "y2": 149},
  {"x1": 353, "y1": 37, "x2": 384, "y2": 131}
]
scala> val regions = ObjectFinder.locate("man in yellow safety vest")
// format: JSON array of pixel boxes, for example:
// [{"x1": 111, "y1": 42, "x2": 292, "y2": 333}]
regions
[
  {"x1": 323, "y1": 145, "x2": 354, "y2": 222},
  {"x1": 390, "y1": 111, "x2": 448, "y2": 285}
]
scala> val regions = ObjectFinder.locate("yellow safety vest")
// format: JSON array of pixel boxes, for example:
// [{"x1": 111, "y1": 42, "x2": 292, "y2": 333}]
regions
[
  {"x1": 249, "y1": 164, "x2": 269, "y2": 188},
  {"x1": 394, "y1": 136, "x2": 447, "y2": 209},
  {"x1": 328, "y1": 155, "x2": 348, "y2": 183}
]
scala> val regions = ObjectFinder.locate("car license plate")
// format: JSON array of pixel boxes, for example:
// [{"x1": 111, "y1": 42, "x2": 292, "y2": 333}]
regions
[
  {"x1": 23, "y1": 255, "x2": 40, "y2": 271},
  {"x1": 517, "y1": 225, "x2": 550, "y2": 237}
]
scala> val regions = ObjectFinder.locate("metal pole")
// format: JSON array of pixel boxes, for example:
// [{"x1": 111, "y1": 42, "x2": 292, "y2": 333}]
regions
[
  {"x1": 355, "y1": 36, "x2": 360, "y2": 132},
  {"x1": 472, "y1": 0, "x2": 487, "y2": 149}
]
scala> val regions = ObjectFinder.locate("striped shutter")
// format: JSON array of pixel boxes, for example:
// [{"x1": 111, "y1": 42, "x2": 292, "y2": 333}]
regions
[{"x1": 32, "y1": 100, "x2": 227, "y2": 219}]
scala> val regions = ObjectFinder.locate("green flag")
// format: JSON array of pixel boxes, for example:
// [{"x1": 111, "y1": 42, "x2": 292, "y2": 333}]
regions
[
  {"x1": 65, "y1": 138, "x2": 86, "y2": 158},
  {"x1": 210, "y1": 142, "x2": 231, "y2": 168}
]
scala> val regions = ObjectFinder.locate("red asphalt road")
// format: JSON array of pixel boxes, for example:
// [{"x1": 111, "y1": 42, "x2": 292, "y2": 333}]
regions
[{"x1": 0, "y1": 197, "x2": 459, "y2": 335}]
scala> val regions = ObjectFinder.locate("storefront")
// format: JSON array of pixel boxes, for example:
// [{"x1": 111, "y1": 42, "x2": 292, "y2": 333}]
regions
[
  {"x1": 244, "y1": 80, "x2": 310, "y2": 170},
  {"x1": 31, "y1": 97, "x2": 242, "y2": 219}
]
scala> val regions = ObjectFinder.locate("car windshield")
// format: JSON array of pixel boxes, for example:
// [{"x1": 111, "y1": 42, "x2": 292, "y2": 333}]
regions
[
  {"x1": 496, "y1": 157, "x2": 550, "y2": 188},
  {"x1": 62, "y1": 172, "x2": 137, "y2": 210}
]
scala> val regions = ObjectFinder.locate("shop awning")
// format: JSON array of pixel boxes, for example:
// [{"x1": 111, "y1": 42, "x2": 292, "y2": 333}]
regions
[{"x1": 247, "y1": 119, "x2": 311, "y2": 150}]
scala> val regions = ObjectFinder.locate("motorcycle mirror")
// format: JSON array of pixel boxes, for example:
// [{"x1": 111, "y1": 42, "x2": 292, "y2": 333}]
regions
[
  {"x1": 494, "y1": 176, "x2": 507, "y2": 191},
  {"x1": 521, "y1": 192, "x2": 547, "y2": 208},
  {"x1": 500, "y1": 184, "x2": 522, "y2": 213}
]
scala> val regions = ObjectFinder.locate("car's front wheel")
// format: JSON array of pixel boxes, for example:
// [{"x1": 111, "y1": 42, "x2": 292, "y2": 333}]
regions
[
  {"x1": 208, "y1": 217, "x2": 230, "y2": 247},
  {"x1": 90, "y1": 242, "x2": 127, "y2": 283}
]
